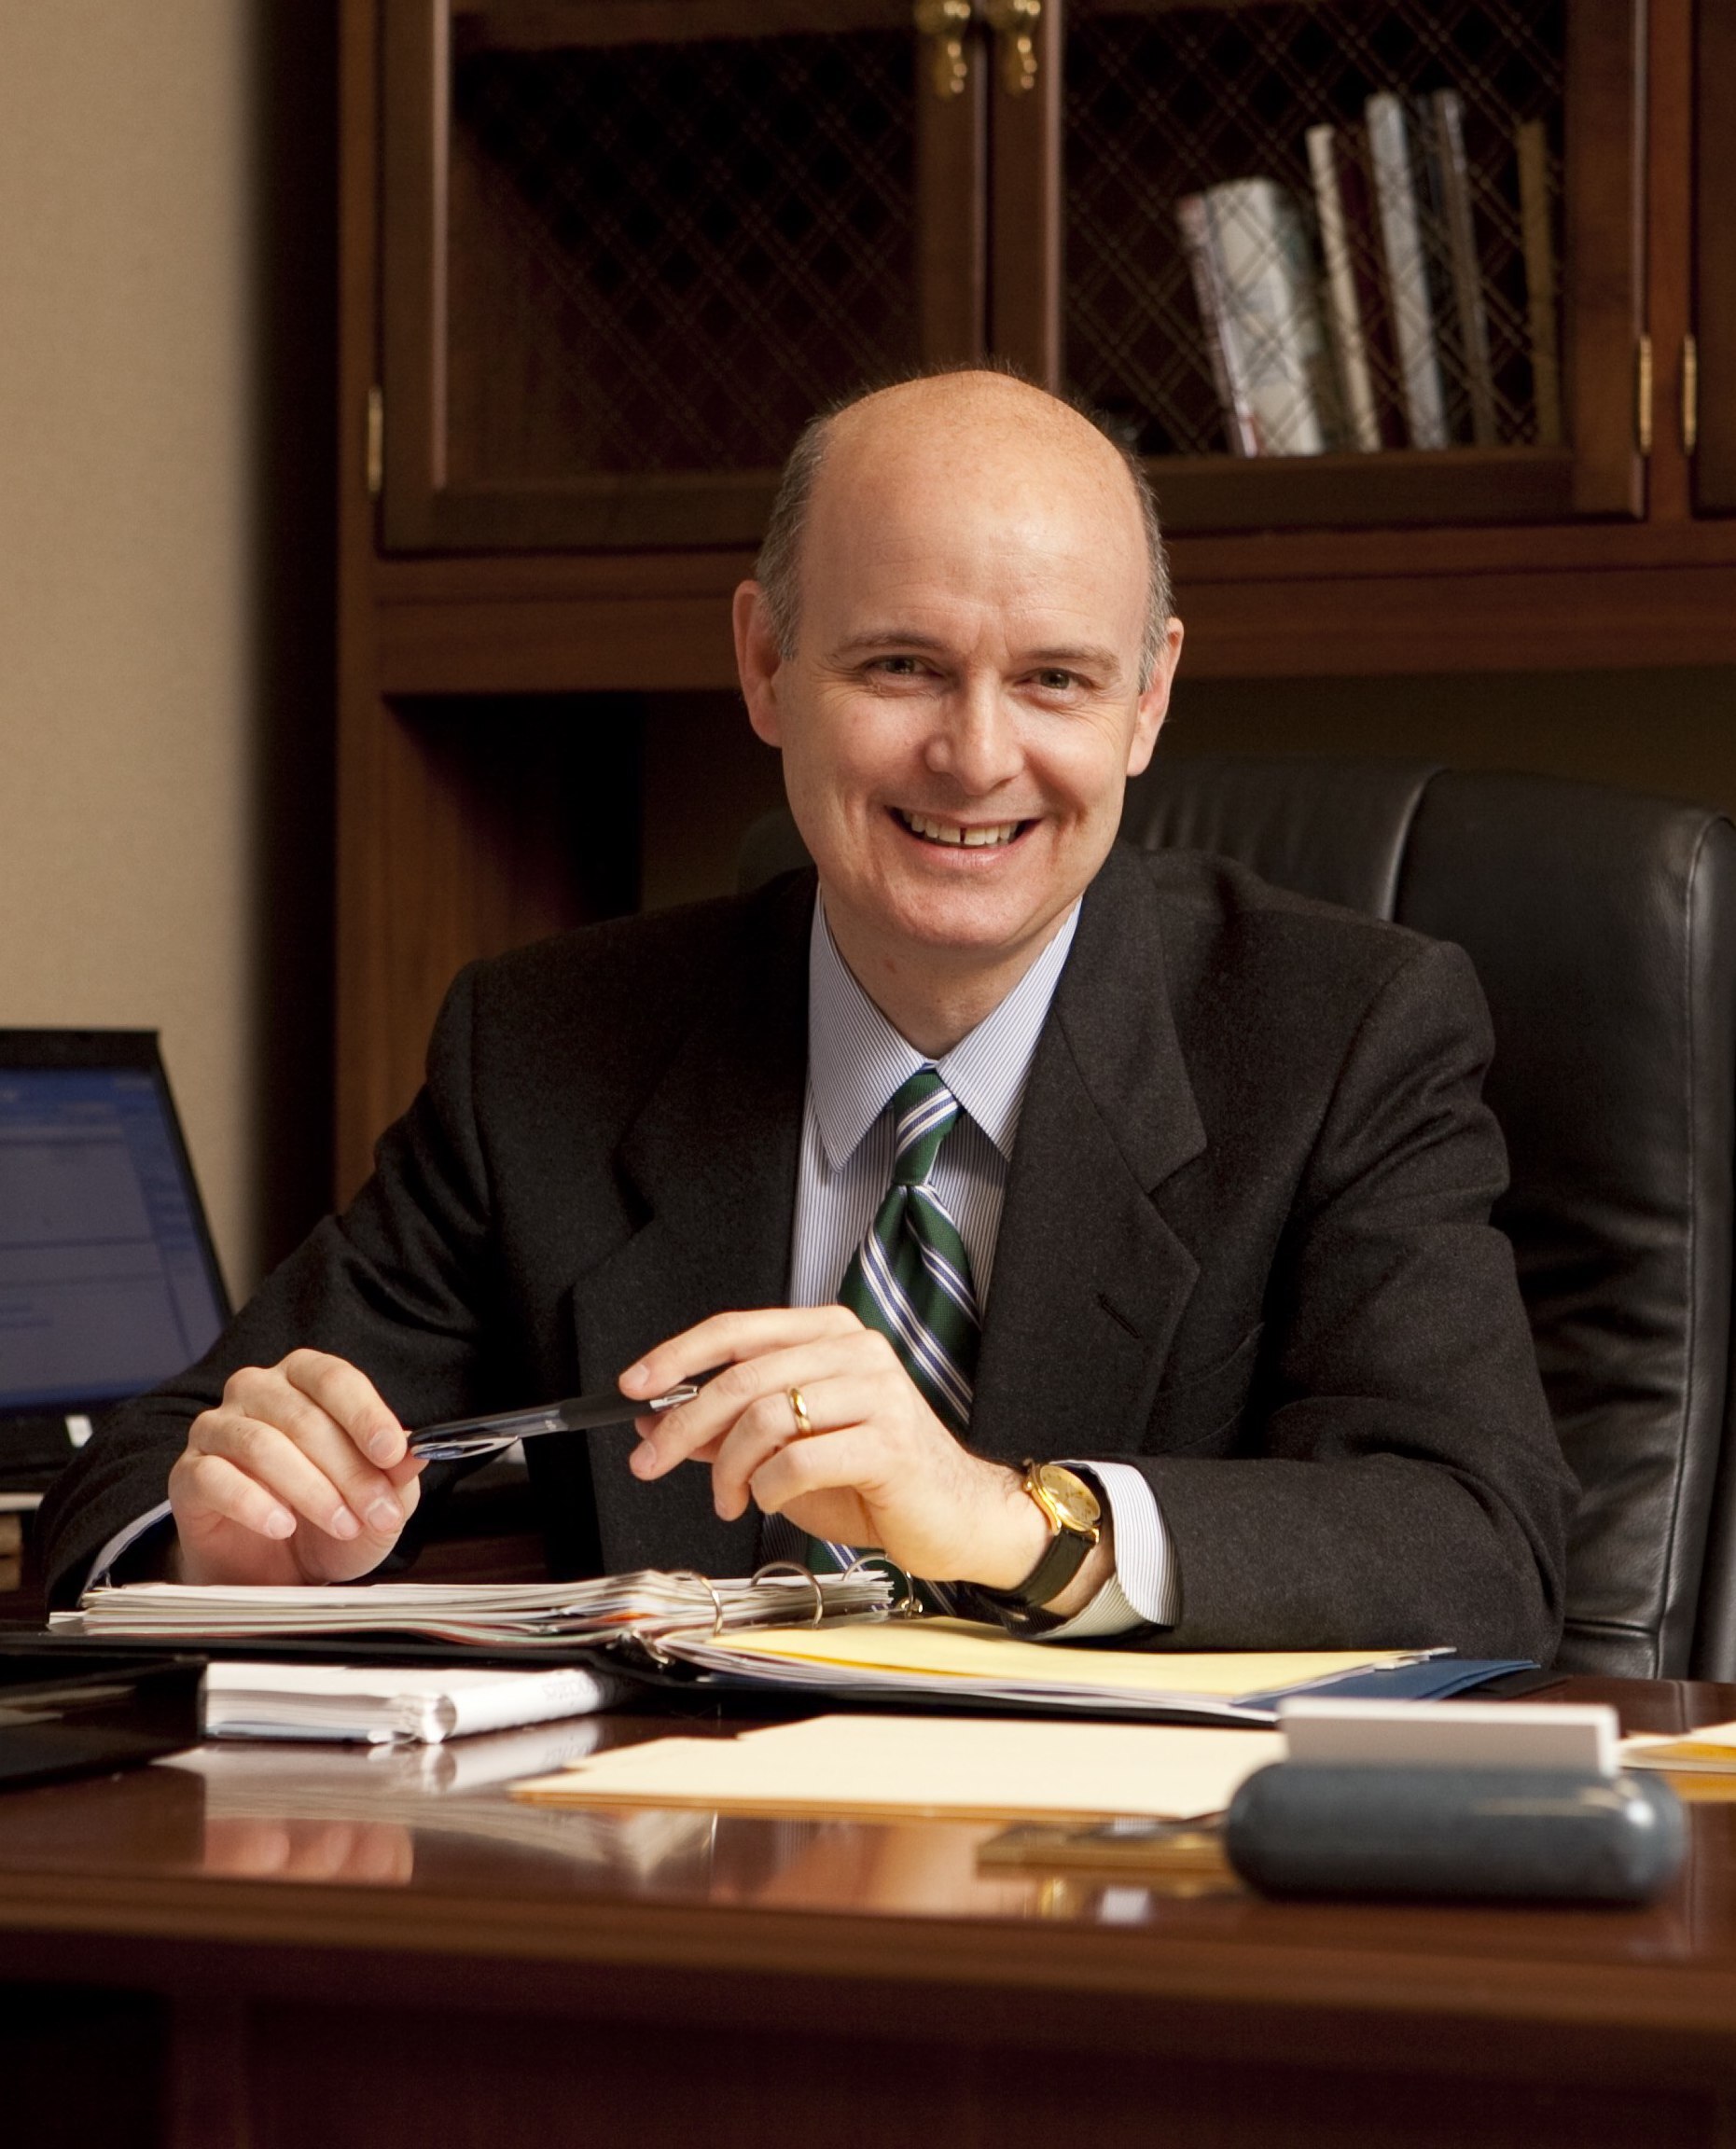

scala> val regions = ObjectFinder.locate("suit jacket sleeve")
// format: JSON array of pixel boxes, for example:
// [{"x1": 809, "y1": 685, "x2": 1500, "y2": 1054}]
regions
[
  {"x1": 1128, "y1": 936, "x2": 1573, "y2": 1661},
  {"x1": 37, "y1": 964, "x2": 503, "y2": 1606}
]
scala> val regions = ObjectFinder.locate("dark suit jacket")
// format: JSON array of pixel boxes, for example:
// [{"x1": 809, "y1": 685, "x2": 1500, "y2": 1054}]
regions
[{"x1": 40, "y1": 846, "x2": 1574, "y2": 1657}]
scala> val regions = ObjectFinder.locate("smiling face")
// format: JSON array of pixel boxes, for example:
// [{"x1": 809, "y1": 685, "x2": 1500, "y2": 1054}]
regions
[{"x1": 735, "y1": 374, "x2": 1182, "y2": 1048}]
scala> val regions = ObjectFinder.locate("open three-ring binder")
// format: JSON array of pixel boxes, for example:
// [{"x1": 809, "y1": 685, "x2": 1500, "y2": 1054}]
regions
[
  {"x1": 48, "y1": 1565, "x2": 1535, "y2": 1725},
  {"x1": 52, "y1": 1561, "x2": 894, "y2": 1656}
]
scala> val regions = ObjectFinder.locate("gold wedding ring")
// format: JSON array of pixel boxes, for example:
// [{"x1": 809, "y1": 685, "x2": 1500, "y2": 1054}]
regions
[{"x1": 787, "y1": 1386, "x2": 814, "y2": 1439}]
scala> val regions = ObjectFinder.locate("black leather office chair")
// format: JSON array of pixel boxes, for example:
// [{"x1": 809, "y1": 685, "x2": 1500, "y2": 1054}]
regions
[{"x1": 741, "y1": 756, "x2": 1736, "y2": 1677}]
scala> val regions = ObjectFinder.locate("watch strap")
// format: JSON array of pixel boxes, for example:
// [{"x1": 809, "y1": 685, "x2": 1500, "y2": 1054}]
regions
[{"x1": 973, "y1": 1464, "x2": 1098, "y2": 1612}]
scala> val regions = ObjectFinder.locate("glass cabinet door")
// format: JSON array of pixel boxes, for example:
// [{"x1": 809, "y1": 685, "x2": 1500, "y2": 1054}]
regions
[
  {"x1": 382, "y1": 0, "x2": 984, "y2": 550},
  {"x1": 1695, "y1": 0, "x2": 1736, "y2": 514},
  {"x1": 989, "y1": 0, "x2": 1646, "y2": 532}
]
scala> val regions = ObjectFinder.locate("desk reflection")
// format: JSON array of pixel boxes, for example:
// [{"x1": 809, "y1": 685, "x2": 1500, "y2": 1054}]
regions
[
  {"x1": 167, "y1": 1719, "x2": 719, "y2": 1895},
  {"x1": 158, "y1": 1719, "x2": 1234, "y2": 1926},
  {"x1": 204, "y1": 1815, "x2": 416, "y2": 1884}
]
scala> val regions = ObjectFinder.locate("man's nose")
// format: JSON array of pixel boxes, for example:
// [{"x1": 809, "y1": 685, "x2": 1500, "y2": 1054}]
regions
[{"x1": 925, "y1": 678, "x2": 1023, "y2": 794}]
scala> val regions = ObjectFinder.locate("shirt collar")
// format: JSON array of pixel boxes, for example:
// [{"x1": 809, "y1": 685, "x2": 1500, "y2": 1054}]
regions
[{"x1": 807, "y1": 894, "x2": 1081, "y2": 1170}]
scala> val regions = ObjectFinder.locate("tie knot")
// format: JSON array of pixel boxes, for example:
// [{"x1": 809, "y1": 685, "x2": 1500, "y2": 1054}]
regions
[{"x1": 889, "y1": 1068, "x2": 960, "y2": 1187}]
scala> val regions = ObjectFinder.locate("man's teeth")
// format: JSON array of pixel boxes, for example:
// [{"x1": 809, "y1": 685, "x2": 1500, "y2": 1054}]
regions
[{"x1": 899, "y1": 811, "x2": 1022, "y2": 848}]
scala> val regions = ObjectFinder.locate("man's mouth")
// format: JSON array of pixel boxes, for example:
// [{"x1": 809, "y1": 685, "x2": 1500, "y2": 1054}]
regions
[{"x1": 895, "y1": 809, "x2": 1029, "y2": 849}]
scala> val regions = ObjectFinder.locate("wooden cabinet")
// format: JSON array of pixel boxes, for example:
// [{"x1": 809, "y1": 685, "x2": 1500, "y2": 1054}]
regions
[
  {"x1": 382, "y1": 0, "x2": 1659, "y2": 545},
  {"x1": 339, "y1": 0, "x2": 1736, "y2": 1189},
  {"x1": 382, "y1": 0, "x2": 986, "y2": 549}
]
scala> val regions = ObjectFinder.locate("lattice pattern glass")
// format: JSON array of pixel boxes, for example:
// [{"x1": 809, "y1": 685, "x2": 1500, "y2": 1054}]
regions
[
  {"x1": 448, "y1": 21, "x2": 920, "y2": 479},
  {"x1": 1065, "y1": 0, "x2": 1566, "y2": 458}
]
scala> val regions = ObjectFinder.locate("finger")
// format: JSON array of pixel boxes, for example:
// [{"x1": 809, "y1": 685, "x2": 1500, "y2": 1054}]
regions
[
  {"x1": 190, "y1": 1411, "x2": 377, "y2": 1542},
  {"x1": 748, "y1": 1422, "x2": 890, "y2": 1518},
  {"x1": 705, "y1": 1373, "x2": 888, "y2": 1521},
  {"x1": 279, "y1": 1349, "x2": 410, "y2": 1466},
  {"x1": 631, "y1": 1338, "x2": 870, "y2": 1479},
  {"x1": 169, "y1": 1449, "x2": 299, "y2": 1542},
  {"x1": 216, "y1": 1378, "x2": 413, "y2": 1540},
  {"x1": 634, "y1": 1412, "x2": 725, "y2": 1464},
  {"x1": 619, "y1": 1305, "x2": 863, "y2": 1400}
]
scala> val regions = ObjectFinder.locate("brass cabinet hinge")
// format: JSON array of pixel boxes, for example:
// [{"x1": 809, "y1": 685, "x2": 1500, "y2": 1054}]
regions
[
  {"x1": 1682, "y1": 333, "x2": 1700, "y2": 456},
  {"x1": 1634, "y1": 334, "x2": 1653, "y2": 457},
  {"x1": 913, "y1": 1, "x2": 972, "y2": 99},
  {"x1": 982, "y1": 0, "x2": 1041, "y2": 94},
  {"x1": 366, "y1": 384, "x2": 384, "y2": 499}
]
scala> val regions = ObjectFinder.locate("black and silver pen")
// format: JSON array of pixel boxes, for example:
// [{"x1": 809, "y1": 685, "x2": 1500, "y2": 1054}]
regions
[{"x1": 407, "y1": 1383, "x2": 700, "y2": 1463}]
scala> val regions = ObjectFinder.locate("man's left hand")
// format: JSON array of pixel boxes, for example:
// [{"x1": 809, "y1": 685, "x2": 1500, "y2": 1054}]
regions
[{"x1": 618, "y1": 1307, "x2": 1068, "y2": 1591}]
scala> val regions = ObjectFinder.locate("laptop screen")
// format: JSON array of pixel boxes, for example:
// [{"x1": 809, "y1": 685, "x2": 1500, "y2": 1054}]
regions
[{"x1": 0, "y1": 1034, "x2": 229, "y2": 1416}]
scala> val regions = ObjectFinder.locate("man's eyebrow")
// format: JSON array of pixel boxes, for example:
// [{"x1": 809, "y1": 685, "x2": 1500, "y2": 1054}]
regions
[
  {"x1": 827, "y1": 629, "x2": 954, "y2": 660},
  {"x1": 826, "y1": 631, "x2": 1124, "y2": 674},
  {"x1": 1024, "y1": 644, "x2": 1122, "y2": 674}
]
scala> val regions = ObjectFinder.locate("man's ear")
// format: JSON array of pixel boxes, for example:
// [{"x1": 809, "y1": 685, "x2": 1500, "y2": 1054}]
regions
[
  {"x1": 1125, "y1": 616, "x2": 1185, "y2": 778},
  {"x1": 733, "y1": 581, "x2": 785, "y2": 747}
]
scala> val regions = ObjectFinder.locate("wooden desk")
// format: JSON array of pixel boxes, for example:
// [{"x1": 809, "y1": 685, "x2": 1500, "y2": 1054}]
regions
[{"x1": 2, "y1": 1678, "x2": 1734, "y2": 2149}]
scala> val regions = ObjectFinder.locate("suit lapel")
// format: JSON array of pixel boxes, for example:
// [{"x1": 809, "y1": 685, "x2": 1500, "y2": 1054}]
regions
[
  {"x1": 972, "y1": 849, "x2": 1206, "y2": 1463},
  {"x1": 569, "y1": 875, "x2": 814, "y2": 1575}
]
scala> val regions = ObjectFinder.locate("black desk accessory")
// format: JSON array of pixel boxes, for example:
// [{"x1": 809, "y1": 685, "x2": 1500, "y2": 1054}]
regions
[
  {"x1": 0, "y1": 1650, "x2": 203, "y2": 1791},
  {"x1": 1226, "y1": 1762, "x2": 1687, "y2": 1904}
]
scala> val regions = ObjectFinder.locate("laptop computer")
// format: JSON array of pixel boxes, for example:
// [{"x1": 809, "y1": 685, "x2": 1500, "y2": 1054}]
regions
[{"x1": 0, "y1": 1031, "x2": 230, "y2": 1501}]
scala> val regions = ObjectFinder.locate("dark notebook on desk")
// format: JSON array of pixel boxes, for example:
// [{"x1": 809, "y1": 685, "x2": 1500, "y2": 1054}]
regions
[{"x1": 0, "y1": 1031, "x2": 229, "y2": 1504}]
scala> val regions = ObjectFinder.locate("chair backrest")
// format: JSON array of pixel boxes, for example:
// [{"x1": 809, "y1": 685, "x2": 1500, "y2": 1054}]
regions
[
  {"x1": 740, "y1": 756, "x2": 1736, "y2": 1676},
  {"x1": 1123, "y1": 756, "x2": 1736, "y2": 1679}
]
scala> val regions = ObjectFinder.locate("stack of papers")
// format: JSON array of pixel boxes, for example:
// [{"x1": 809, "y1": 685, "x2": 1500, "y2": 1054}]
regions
[
  {"x1": 54, "y1": 1567, "x2": 892, "y2": 1650},
  {"x1": 512, "y1": 1712, "x2": 1285, "y2": 1823},
  {"x1": 202, "y1": 1661, "x2": 626, "y2": 1745},
  {"x1": 1623, "y1": 1721, "x2": 1736, "y2": 1775},
  {"x1": 660, "y1": 1619, "x2": 1479, "y2": 1724}
]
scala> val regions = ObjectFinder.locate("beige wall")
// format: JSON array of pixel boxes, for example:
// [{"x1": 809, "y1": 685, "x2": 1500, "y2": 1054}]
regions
[{"x1": 0, "y1": 5, "x2": 260, "y2": 1296}]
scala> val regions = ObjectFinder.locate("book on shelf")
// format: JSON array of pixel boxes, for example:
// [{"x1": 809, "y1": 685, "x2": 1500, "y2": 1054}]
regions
[
  {"x1": 1422, "y1": 88, "x2": 1498, "y2": 447},
  {"x1": 1306, "y1": 121, "x2": 1409, "y2": 454},
  {"x1": 1176, "y1": 177, "x2": 1334, "y2": 458},
  {"x1": 1306, "y1": 123, "x2": 1378, "y2": 452},
  {"x1": 1175, "y1": 192, "x2": 1258, "y2": 456},
  {"x1": 1515, "y1": 117, "x2": 1562, "y2": 447},
  {"x1": 1184, "y1": 88, "x2": 1554, "y2": 462},
  {"x1": 1365, "y1": 90, "x2": 1450, "y2": 451}
]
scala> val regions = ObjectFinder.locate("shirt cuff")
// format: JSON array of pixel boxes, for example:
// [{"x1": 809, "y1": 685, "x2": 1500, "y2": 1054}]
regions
[
  {"x1": 86, "y1": 1500, "x2": 174, "y2": 1592},
  {"x1": 1033, "y1": 1461, "x2": 1180, "y2": 1641}
]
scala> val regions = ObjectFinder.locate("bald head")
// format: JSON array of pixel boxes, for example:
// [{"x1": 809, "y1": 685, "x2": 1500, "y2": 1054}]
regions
[{"x1": 756, "y1": 369, "x2": 1172, "y2": 690}]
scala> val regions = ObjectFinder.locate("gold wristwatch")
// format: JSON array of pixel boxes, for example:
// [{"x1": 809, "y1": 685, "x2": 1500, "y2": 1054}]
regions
[{"x1": 979, "y1": 1461, "x2": 1102, "y2": 1613}]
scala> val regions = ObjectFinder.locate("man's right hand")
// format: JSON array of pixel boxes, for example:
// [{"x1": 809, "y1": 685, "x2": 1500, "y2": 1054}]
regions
[{"x1": 167, "y1": 1350, "x2": 424, "y2": 1585}]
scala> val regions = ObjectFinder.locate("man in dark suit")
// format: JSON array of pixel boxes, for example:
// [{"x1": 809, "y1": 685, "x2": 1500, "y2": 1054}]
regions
[{"x1": 42, "y1": 370, "x2": 1573, "y2": 1657}]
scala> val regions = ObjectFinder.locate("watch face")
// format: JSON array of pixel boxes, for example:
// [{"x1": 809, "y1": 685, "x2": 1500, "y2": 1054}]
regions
[{"x1": 1035, "y1": 1463, "x2": 1101, "y2": 1533}]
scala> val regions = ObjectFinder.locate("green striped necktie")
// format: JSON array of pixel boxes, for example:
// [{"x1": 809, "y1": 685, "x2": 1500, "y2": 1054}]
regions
[
  {"x1": 802, "y1": 1070, "x2": 982, "y2": 1590},
  {"x1": 838, "y1": 1067, "x2": 981, "y2": 1434}
]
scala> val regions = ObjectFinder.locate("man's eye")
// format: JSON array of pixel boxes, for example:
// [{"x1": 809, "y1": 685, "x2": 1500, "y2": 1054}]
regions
[
  {"x1": 1032, "y1": 669, "x2": 1078, "y2": 691},
  {"x1": 874, "y1": 656, "x2": 927, "y2": 677}
]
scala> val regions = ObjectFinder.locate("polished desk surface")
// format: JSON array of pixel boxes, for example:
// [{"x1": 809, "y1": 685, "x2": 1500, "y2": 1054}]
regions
[
  {"x1": 3, "y1": 1677, "x2": 1736, "y2": 2149},
  {"x1": 0, "y1": 1676, "x2": 1727, "y2": 2003}
]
